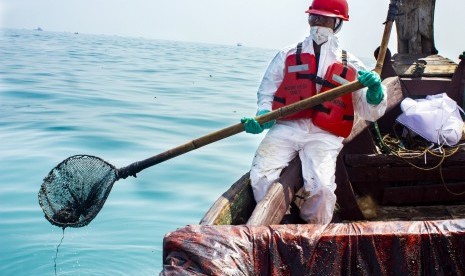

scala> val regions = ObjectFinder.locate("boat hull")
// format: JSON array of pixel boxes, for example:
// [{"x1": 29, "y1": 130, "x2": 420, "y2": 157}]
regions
[{"x1": 162, "y1": 219, "x2": 465, "y2": 275}]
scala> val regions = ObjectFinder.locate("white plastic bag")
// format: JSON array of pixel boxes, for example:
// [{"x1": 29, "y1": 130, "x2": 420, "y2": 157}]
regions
[{"x1": 396, "y1": 93, "x2": 464, "y2": 146}]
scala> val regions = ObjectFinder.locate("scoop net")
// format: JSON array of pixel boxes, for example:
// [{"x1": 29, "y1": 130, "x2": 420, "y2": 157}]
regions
[{"x1": 38, "y1": 155, "x2": 118, "y2": 228}]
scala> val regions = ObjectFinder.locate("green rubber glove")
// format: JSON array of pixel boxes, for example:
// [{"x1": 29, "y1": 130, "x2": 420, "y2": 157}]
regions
[
  {"x1": 256, "y1": 110, "x2": 275, "y2": 129},
  {"x1": 241, "y1": 116, "x2": 263, "y2": 134},
  {"x1": 357, "y1": 70, "x2": 384, "y2": 105},
  {"x1": 241, "y1": 110, "x2": 275, "y2": 134}
]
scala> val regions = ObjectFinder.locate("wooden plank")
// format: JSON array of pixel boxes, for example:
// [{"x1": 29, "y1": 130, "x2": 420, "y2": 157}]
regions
[
  {"x1": 348, "y1": 166, "x2": 465, "y2": 182},
  {"x1": 382, "y1": 183, "x2": 465, "y2": 205},
  {"x1": 447, "y1": 54, "x2": 465, "y2": 108},
  {"x1": 246, "y1": 182, "x2": 288, "y2": 226},
  {"x1": 400, "y1": 78, "x2": 453, "y2": 97},
  {"x1": 343, "y1": 76, "x2": 406, "y2": 155},
  {"x1": 392, "y1": 54, "x2": 457, "y2": 77},
  {"x1": 376, "y1": 205, "x2": 465, "y2": 221},
  {"x1": 336, "y1": 77, "x2": 407, "y2": 219},
  {"x1": 344, "y1": 148, "x2": 465, "y2": 168},
  {"x1": 334, "y1": 153, "x2": 365, "y2": 220},
  {"x1": 351, "y1": 180, "x2": 387, "y2": 203},
  {"x1": 447, "y1": 205, "x2": 465, "y2": 219},
  {"x1": 246, "y1": 157, "x2": 303, "y2": 225},
  {"x1": 200, "y1": 173, "x2": 255, "y2": 225},
  {"x1": 395, "y1": 0, "x2": 436, "y2": 55}
]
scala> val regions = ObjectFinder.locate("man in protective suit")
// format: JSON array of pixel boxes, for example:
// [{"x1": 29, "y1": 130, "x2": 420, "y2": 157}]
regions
[{"x1": 241, "y1": 0, "x2": 387, "y2": 224}]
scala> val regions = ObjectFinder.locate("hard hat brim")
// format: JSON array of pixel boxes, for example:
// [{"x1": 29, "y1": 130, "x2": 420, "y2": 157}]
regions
[{"x1": 305, "y1": 9, "x2": 349, "y2": 21}]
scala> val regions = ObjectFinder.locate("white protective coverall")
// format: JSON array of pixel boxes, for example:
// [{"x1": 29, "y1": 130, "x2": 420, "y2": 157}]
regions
[{"x1": 250, "y1": 34, "x2": 387, "y2": 224}]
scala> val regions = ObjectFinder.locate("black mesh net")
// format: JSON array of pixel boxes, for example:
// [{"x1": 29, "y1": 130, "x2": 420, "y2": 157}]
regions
[{"x1": 38, "y1": 155, "x2": 118, "y2": 228}]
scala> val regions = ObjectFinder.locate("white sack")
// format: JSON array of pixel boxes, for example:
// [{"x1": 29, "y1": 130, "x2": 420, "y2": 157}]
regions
[{"x1": 396, "y1": 93, "x2": 464, "y2": 146}]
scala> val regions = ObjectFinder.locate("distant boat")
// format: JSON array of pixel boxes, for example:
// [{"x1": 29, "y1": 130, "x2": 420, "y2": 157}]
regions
[
  {"x1": 236, "y1": 43, "x2": 242, "y2": 47},
  {"x1": 34, "y1": 27, "x2": 43, "y2": 31}
]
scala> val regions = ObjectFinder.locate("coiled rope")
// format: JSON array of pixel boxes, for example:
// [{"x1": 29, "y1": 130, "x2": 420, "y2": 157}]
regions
[{"x1": 374, "y1": 122, "x2": 465, "y2": 196}]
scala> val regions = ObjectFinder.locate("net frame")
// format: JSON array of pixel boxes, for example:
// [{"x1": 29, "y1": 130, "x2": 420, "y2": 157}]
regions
[{"x1": 38, "y1": 155, "x2": 118, "y2": 228}]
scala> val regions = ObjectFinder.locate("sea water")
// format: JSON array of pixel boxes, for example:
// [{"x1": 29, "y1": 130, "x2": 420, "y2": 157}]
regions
[
  {"x1": 0, "y1": 28, "x2": 275, "y2": 275},
  {"x1": 0, "y1": 28, "x2": 375, "y2": 275}
]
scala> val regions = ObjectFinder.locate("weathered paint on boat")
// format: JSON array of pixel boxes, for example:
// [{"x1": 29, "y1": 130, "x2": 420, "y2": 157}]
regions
[
  {"x1": 162, "y1": 1, "x2": 465, "y2": 274},
  {"x1": 162, "y1": 221, "x2": 465, "y2": 275}
]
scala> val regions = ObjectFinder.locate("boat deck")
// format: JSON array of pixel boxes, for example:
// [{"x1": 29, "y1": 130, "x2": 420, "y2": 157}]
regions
[
  {"x1": 392, "y1": 54, "x2": 458, "y2": 77},
  {"x1": 376, "y1": 204, "x2": 465, "y2": 221}
]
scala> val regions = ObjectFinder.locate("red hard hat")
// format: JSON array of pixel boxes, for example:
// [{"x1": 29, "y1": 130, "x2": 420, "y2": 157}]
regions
[{"x1": 305, "y1": 0, "x2": 349, "y2": 21}]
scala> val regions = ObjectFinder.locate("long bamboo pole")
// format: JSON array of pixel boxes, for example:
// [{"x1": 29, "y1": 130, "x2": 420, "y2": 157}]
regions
[{"x1": 117, "y1": 1, "x2": 399, "y2": 180}]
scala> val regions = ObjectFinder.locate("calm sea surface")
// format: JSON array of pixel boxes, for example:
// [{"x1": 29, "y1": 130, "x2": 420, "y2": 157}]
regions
[
  {"x1": 0, "y1": 28, "x2": 276, "y2": 275},
  {"x1": 0, "y1": 28, "x2": 374, "y2": 275}
]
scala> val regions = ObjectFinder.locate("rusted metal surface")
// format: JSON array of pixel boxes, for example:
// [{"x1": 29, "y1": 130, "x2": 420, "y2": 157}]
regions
[{"x1": 162, "y1": 220, "x2": 465, "y2": 275}]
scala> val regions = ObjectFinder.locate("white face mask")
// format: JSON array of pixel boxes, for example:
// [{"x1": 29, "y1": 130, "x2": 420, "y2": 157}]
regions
[{"x1": 310, "y1": 26, "x2": 334, "y2": 45}]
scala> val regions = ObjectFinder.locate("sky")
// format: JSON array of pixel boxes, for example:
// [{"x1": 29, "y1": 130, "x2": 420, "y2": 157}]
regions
[{"x1": 1, "y1": 0, "x2": 464, "y2": 61}]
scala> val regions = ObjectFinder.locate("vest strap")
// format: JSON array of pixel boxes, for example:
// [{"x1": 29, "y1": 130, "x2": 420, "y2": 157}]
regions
[
  {"x1": 296, "y1": 73, "x2": 336, "y2": 89},
  {"x1": 295, "y1": 42, "x2": 303, "y2": 65},
  {"x1": 313, "y1": 104, "x2": 354, "y2": 121},
  {"x1": 273, "y1": 96, "x2": 286, "y2": 105},
  {"x1": 340, "y1": 50, "x2": 348, "y2": 78},
  {"x1": 343, "y1": 115, "x2": 354, "y2": 121}
]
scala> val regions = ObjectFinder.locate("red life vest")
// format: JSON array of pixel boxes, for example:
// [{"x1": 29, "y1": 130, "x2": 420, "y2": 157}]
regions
[
  {"x1": 312, "y1": 50, "x2": 356, "y2": 137},
  {"x1": 272, "y1": 43, "x2": 357, "y2": 137},
  {"x1": 271, "y1": 43, "x2": 317, "y2": 120}
]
